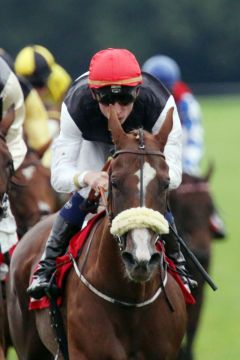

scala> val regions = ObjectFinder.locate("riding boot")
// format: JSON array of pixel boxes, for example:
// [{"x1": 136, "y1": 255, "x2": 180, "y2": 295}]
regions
[
  {"x1": 27, "y1": 192, "x2": 97, "y2": 299},
  {"x1": 27, "y1": 214, "x2": 80, "y2": 299},
  {"x1": 164, "y1": 212, "x2": 198, "y2": 291}
]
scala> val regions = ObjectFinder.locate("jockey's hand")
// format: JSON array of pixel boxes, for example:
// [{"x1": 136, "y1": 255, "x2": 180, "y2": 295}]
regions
[{"x1": 84, "y1": 171, "x2": 108, "y2": 193}]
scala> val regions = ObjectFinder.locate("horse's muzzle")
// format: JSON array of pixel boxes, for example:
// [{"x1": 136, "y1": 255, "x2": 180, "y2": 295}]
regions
[{"x1": 122, "y1": 251, "x2": 161, "y2": 282}]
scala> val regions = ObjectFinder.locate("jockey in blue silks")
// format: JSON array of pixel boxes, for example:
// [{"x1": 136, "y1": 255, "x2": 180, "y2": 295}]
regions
[{"x1": 142, "y1": 54, "x2": 226, "y2": 240}]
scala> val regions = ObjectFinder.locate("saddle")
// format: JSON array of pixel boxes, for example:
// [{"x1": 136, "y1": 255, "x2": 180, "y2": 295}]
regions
[
  {"x1": 29, "y1": 211, "x2": 195, "y2": 311},
  {"x1": 29, "y1": 211, "x2": 105, "y2": 310}
]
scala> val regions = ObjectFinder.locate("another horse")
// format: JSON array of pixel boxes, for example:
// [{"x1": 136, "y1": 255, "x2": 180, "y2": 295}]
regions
[
  {"x1": 9, "y1": 150, "x2": 60, "y2": 238},
  {"x1": 170, "y1": 171, "x2": 214, "y2": 360},
  {"x1": 0, "y1": 150, "x2": 60, "y2": 358},
  {"x1": 8, "y1": 107, "x2": 187, "y2": 360},
  {"x1": 0, "y1": 132, "x2": 14, "y2": 360}
]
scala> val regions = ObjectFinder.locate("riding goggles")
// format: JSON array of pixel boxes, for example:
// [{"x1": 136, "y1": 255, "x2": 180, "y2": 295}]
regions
[{"x1": 94, "y1": 85, "x2": 139, "y2": 106}]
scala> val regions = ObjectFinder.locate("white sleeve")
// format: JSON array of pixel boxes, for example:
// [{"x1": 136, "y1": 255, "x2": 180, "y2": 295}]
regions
[
  {"x1": 152, "y1": 95, "x2": 182, "y2": 189},
  {"x1": 51, "y1": 102, "x2": 83, "y2": 193},
  {"x1": 2, "y1": 72, "x2": 27, "y2": 170}
]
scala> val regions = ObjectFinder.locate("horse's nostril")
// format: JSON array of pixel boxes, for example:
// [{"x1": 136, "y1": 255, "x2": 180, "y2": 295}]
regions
[
  {"x1": 122, "y1": 251, "x2": 136, "y2": 266},
  {"x1": 149, "y1": 253, "x2": 161, "y2": 266}
]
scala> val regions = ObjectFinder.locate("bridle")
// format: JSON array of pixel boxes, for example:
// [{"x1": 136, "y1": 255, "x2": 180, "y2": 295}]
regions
[
  {"x1": 107, "y1": 128, "x2": 166, "y2": 250},
  {"x1": 72, "y1": 128, "x2": 173, "y2": 308}
]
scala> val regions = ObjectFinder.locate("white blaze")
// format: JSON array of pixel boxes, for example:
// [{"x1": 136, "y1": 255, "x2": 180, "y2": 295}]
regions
[
  {"x1": 131, "y1": 228, "x2": 152, "y2": 262},
  {"x1": 135, "y1": 162, "x2": 156, "y2": 205},
  {"x1": 21, "y1": 165, "x2": 35, "y2": 180},
  {"x1": 38, "y1": 201, "x2": 51, "y2": 213}
]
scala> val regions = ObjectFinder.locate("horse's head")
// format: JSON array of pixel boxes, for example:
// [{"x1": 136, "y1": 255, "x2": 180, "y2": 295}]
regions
[
  {"x1": 169, "y1": 167, "x2": 214, "y2": 256},
  {"x1": 9, "y1": 151, "x2": 59, "y2": 237},
  {"x1": 108, "y1": 106, "x2": 173, "y2": 282}
]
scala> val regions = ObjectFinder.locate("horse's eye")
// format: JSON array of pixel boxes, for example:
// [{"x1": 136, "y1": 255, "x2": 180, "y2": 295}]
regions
[
  {"x1": 163, "y1": 180, "x2": 170, "y2": 190},
  {"x1": 111, "y1": 178, "x2": 118, "y2": 188}
]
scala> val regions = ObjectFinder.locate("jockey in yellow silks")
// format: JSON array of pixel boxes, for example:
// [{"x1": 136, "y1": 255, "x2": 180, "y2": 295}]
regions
[{"x1": 15, "y1": 45, "x2": 72, "y2": 168}]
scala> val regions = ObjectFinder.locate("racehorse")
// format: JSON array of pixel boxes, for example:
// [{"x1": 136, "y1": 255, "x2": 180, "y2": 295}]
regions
[
  {"x1": 0, "y1": 104, "x2": 59, "y2": 358},
  {"x1": 0, "y1": 150, "x2": 60, "y2": 357},
  {"x1": 9, "y1": 149, "x2": 60, "y2": 238},
  {"x1": 0, "y1": 133, "x2": 13, "y2": 360},
  {"x1": 8, "y1": 107, "x2": 187, "y2": 360},
  {"x1": 170, "y1": 171, "x2": 214, "y2": 360}
]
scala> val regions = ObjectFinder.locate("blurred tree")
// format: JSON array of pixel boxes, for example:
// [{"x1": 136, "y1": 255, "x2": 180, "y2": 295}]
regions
[{"x1": 1, "y1": 0, "x2": 239, "y2": 83}]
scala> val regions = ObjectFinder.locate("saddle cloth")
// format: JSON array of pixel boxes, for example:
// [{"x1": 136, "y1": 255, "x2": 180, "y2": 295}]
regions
[{"x1": 29, "y1": 211, "x2": 195, "y2": 310}]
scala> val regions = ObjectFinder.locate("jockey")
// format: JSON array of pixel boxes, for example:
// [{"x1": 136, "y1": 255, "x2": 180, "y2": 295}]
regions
[
  {"x1": 142, "y1": 54, "x2": 226, "y2": 239},
  {"x1": 0, "y1": 57, "x2": 27, "y2": 275},
  {"x1": 27, "y1": 48, "x2": 197, "y2": 300},
  {"x1": 0, "y1": 48, "x2": 52, "y2": 167},
  {"x1": 15, "y1": 45, "x2": 72, "y2": 167},
  {"x1": 15, "y1": 45, "x2": 72, "y2": 116}
]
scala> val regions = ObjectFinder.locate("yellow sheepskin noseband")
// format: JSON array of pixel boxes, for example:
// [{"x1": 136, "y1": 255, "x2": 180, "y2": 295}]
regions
[{"x1": 110, "y1": 207, "x2": 169, "y2": 237}]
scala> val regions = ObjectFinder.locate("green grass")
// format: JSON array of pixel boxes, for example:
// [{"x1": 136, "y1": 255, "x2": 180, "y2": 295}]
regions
[
  {"x1": 194, "y1": 95, "x2": 240, "y2": 359},
  {"x1": 7, "y1": 95, "x2": 240, "y2": 360}
]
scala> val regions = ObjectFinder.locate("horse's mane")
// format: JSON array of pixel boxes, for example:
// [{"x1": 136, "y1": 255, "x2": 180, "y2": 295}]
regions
[{"x1": 182, "y1": 173, "x2": 207, "y2": 184}]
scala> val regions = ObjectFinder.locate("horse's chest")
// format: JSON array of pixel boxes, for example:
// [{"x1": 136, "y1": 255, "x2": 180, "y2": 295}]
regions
[{"x1": 69, "y1": 304, "x2": 169, "y2": 359}]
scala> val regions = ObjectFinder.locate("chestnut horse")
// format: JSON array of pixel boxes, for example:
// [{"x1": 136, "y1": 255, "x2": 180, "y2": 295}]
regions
[
  {"x1": 0, "y1": 133, "x2": 14, "y2": 360},
  {"x1": 0, "y1": 150, "x2": 60, "y2": 358},
  {"x1": 9, "y1": 150, "x2": 60, "y2": 238},
  {"x1": 170, "y1": 171, "x2": 214, "y2": 360},
  {"x1": 8, "y1": 107, "x2": 187, "y2": 360}
]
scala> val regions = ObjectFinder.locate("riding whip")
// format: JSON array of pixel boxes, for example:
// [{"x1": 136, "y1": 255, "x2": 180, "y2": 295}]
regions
[{"x1": 170, "y1": 224, "x2": 218, "y2": 291}]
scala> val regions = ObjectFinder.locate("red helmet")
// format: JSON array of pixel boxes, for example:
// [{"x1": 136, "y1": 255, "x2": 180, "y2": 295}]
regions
[{"x1": 88, "y1": 48, "x2": 142, "y2": 88}]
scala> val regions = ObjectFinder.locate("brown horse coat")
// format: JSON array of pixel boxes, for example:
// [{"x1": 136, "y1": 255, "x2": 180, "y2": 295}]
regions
[
  {"x1": 8, "y1": 107, "x2": 187, "y2": 360},
  {"x1": 170, "y1": 172, "x2": 214, "y2": 360}
]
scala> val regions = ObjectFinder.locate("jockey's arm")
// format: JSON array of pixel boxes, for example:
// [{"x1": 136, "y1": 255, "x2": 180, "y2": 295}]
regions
[
  {"x1": 152, "y1": 95, "x2": 183, "y2": 190},
  {"x1": 51, "y1": 102, "x2": 109, "y2": 195},
  {"x1": 0, "y1": 61, "x2": 27, "y2": 170}
]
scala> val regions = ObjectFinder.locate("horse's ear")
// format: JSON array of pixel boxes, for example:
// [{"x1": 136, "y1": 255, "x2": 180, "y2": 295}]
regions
[
  {"x1": 154, "y1": 107, "x2": 174, "y2": 151},
  {"x1": 204, "y1": 161, "x2": 214, "y2": 182},
  {"x1": 108, "y1": 105, "x2": 126, "y2": 145},
  {"x1": 0, "y1": 104, "x2": 15, "y2": 137}
]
